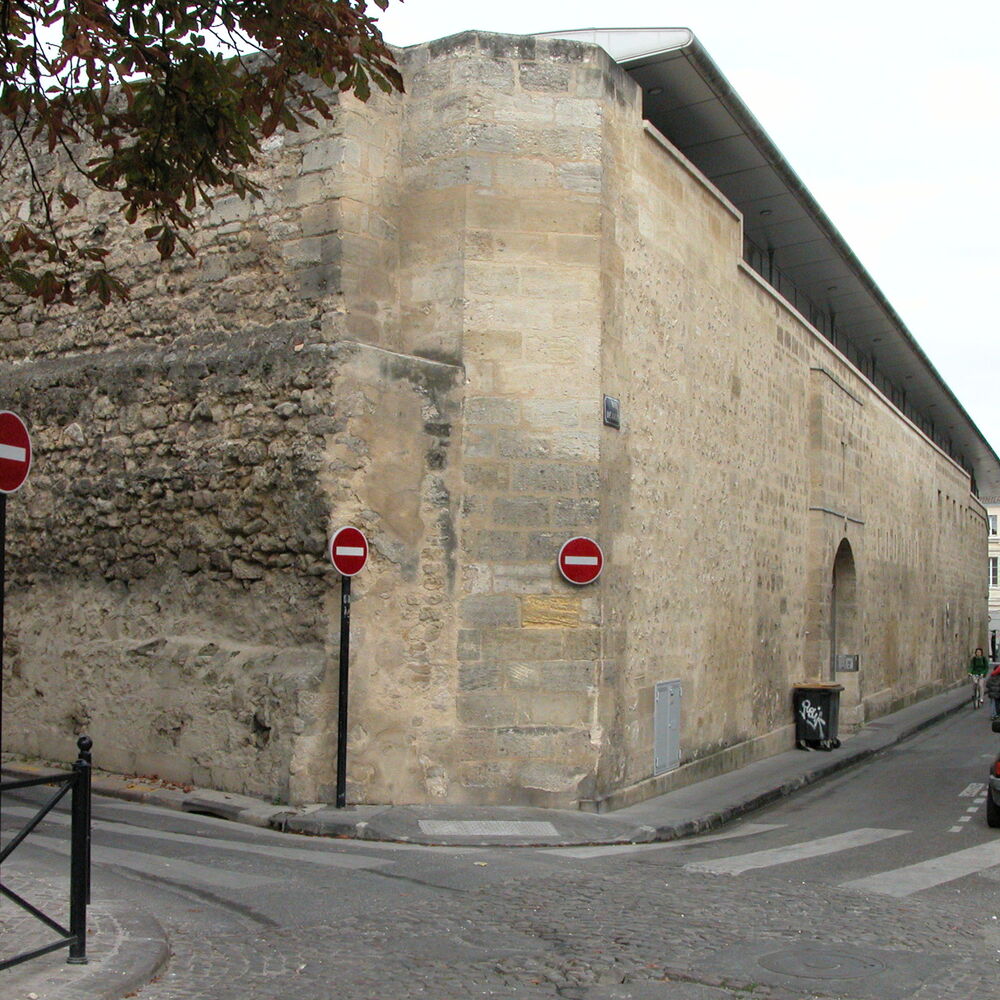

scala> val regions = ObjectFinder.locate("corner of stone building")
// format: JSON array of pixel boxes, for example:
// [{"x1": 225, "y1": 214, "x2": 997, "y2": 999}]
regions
[
  {"x1": 289, "y1": 340, "x2": 466, "y2": 806},
  {"x1": 366, "y1": 29, "x2": 620, "y2": 807}
]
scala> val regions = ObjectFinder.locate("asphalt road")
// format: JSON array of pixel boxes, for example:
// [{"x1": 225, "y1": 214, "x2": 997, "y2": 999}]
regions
[{"x1": 4, "y1": 706, "x2": 1000, "y2": 999}]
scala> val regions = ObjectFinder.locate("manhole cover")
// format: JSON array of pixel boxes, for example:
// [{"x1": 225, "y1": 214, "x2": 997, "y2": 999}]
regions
[
  {"x1": 701, "y1": 939, "x2": 950, "y2": 1000},
  {"x1": 758, "y1": 945, "x2": 887, "y2": 980}
]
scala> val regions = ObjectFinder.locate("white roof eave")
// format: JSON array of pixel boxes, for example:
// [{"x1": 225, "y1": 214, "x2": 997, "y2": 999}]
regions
[
  {"x1": 532, "y1": 26, "x2": 1000, "y2": 494},
  {"x1": 533, "y1": 27, "x2": 693, "y2": 63}
]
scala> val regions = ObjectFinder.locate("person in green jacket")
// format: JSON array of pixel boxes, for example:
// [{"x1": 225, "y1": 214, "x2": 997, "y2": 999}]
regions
[{"x1": 969, "y1": 647, "x2": 990, "y2": 706}]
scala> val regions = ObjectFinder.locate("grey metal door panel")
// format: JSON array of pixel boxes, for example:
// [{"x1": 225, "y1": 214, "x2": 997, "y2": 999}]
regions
[{"x1": 654, "y1": 679, "x2": 681, "y2": 775}]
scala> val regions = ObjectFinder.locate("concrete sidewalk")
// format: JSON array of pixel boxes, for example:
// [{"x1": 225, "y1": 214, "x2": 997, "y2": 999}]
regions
[
  {"x1": 276, "y1": 687, "x2": 970, "y2": 846},
  {"x1": 1, "y1": 686, "x2": 968, "y2": 999},
  {"x1": 5, "y1": 688, "x2": 968, "y2": 849}
]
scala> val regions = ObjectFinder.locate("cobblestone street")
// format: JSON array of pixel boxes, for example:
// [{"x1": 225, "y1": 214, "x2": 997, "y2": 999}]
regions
[
  {"x1": 7, "y1": 707, "x2": 1000, "y2": 1000},
  {"x1": 132, "y1": 864, "x2": 996, "y2": 1000}
]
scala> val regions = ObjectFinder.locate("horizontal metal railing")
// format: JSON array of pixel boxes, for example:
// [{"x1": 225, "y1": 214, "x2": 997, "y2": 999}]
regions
[{"x1": 0, "y1": 736, "x2": 92, "y2": 970}]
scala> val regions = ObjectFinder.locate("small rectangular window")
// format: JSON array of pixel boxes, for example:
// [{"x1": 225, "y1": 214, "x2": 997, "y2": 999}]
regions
[
  {"x1": 990, "y1": 515, "x2": 998, "y2": 536},
  {"x1": 991, "y1": 557, "x2": 998, "y2": 587}
]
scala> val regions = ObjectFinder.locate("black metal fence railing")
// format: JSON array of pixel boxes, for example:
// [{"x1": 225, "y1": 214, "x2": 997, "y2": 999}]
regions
[{"x1": 0, "y1": 736, "x2": 92, "y2": 970}]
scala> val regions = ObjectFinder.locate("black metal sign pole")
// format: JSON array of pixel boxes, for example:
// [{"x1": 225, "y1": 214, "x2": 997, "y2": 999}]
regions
[
  {"x1": 1, "y1": 493, "x2": 6, "y2": 853},
  {"x1": 0, "y1": 492, "x2": 6, "y2": 757},
  {"x1": 335, "y1": 573, "x2": 351, "y2": 809}
]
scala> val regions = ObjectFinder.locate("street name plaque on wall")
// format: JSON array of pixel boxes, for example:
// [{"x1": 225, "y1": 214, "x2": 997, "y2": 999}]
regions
[{"x1": 602, "y1": 394, "x2": 621, "y2": 429}]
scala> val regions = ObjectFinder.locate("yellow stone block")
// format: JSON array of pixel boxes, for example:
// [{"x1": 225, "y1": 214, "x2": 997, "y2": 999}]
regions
[{"x1": 522, "y1": 595, "x2": 580, "y2": 628}]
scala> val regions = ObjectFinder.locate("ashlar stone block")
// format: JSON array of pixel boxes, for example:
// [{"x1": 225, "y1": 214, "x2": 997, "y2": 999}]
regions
[
  {"x1": 521, "y1": 595, "x2": 580, "y2": 628},
  {"x1": 459, "y1": 594, "x2": 521, "y2": 627},
  {"x1": 493, "y1": 496, "x2": 550, "y2": 527},
  {"x1": 511, "y1": 462, "x2": 579, "y2": 493},
  {"x1": 519, "y1": 61, "x2": 572, "y2": 93},
  {"x1": 554, "y1": 498, "x2": 600, "y2": 526},
  {"x1": 482, "y1": 628, "x2": 566, "y2": 661},
  {"x1": 458, "y1": 660, "x2": 500, "y2": 691}
]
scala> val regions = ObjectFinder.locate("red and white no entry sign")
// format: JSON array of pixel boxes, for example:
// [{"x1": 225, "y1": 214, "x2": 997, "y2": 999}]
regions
[
  {"x1": 329, "y1": 526, "x2": 368, "y2": 576},
  {"x1": 558, "y1": 536, "x2": 604, "y2": 585},
  {"x1": 0, "y1": 411, "x2": 31, "y2": 495}
]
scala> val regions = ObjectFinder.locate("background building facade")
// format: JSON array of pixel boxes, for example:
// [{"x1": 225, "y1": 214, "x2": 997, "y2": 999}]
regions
[
  {"x1": 986, "y1": 502, "x2": 1000, "y2": 658},
  {"x1": 1, "y1": 30, "x2": 996, "y2": 809}
]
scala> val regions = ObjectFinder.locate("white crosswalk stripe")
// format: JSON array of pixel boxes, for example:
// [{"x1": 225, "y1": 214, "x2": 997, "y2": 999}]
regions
[
  {"x1": 684, "y1": 828, "x2": 907, "y2": 875},
  {"x1": 545, "y1": 823, "x2": 785, "y2": 859},
  {"x1": 841, "y1": 838, "x2": 1000, "y2": 897},
  {"x1": 22, "y1": 833, "x2": 284, "y2": 890},
  {"x1": 3, "y1": 804, "x2": 394, "y2": 871}
]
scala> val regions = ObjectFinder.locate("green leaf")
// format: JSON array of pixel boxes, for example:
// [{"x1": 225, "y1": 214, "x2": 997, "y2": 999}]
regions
[{"x1": 1, "y1": 0, "x2": 404, "y2": 312}]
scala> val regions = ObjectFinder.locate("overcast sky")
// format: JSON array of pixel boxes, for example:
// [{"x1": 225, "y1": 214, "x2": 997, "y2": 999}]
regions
[{"x1": 371, "y1": 0, "x2": 1000, "y2": 454}]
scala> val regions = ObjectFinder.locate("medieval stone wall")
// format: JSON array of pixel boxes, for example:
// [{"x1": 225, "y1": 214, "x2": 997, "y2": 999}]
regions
[
  {"x1": 397, "y1": 34, "x2": 614, "y2": 805},
  {"x1": 589, "y1": 105, "x2": 984, "y2": 805},
  {"x1": 0, "y1": 73, "x2": 464, "y2": 805},
  {"x1": 1, "y1": 331, "x2": 461, "y2": 803}
]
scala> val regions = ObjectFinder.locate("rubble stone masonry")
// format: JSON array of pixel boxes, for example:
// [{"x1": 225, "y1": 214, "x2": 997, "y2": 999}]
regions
[{"x1": 0, "y1": 32, "x2": 986, "y2": 808}]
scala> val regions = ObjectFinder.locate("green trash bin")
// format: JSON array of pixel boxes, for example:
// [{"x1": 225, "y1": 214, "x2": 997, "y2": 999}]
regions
[{"x1": 793, "y1": 683, "x2": 843, "y2": 751}]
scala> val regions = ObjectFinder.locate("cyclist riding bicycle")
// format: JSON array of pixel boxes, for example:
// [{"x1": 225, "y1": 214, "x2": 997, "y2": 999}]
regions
[{"x1": 970, "y1": 647, "x2": 990, "y2": 708}]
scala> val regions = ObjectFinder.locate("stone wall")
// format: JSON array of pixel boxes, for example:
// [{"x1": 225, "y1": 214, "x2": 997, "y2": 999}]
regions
[
  {"x1": 409, "y1": 34, "x2": 611, "y2": 805},
  {"x1": 1, "y1": 332, "x2": 461, "y2": 803},
  {"x1": 0, "y1": 31, "x2": 987, "y2": 809},
  {"x1": 589, "y1": 109, "x2": 984, "y2": 805},
  {"x1": 0, "y1": 50, "x2": 468, "y2": 806}
]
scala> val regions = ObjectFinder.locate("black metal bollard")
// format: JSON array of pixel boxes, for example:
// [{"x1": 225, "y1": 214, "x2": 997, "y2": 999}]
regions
[{"x1": 67, "y1": 735, "x2": 92, "y2": 964}]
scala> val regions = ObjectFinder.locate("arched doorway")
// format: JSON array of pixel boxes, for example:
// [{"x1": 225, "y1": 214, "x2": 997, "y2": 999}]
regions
[{"x1": 830, "y1": 538, "x2": 858, "y2": 680}]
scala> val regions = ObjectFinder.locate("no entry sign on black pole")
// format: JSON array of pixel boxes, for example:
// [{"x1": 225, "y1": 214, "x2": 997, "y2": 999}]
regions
[
  {"x1": 328, "y1": 527, "x2": 369, "y2": 808},
  {"x1": 0, "y1": 411, "x2": 32, "y2": 754}
]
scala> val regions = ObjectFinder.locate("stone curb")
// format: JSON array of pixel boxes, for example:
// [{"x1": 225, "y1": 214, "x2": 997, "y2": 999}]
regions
[
  {"x1": 88, "y1": 904, "x2": 171, "y2": 1000},
  {"x1": 282, "y1": 802, "x2": 647, "y2": 847},
  {"x1": 0, "y1": 763, "x2": 295, "y2": 831}
]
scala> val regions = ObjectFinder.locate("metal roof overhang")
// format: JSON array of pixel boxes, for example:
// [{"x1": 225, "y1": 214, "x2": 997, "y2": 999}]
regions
[{"x1": 537, "y1": 28, "x2": 1000, "y2": 497}]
